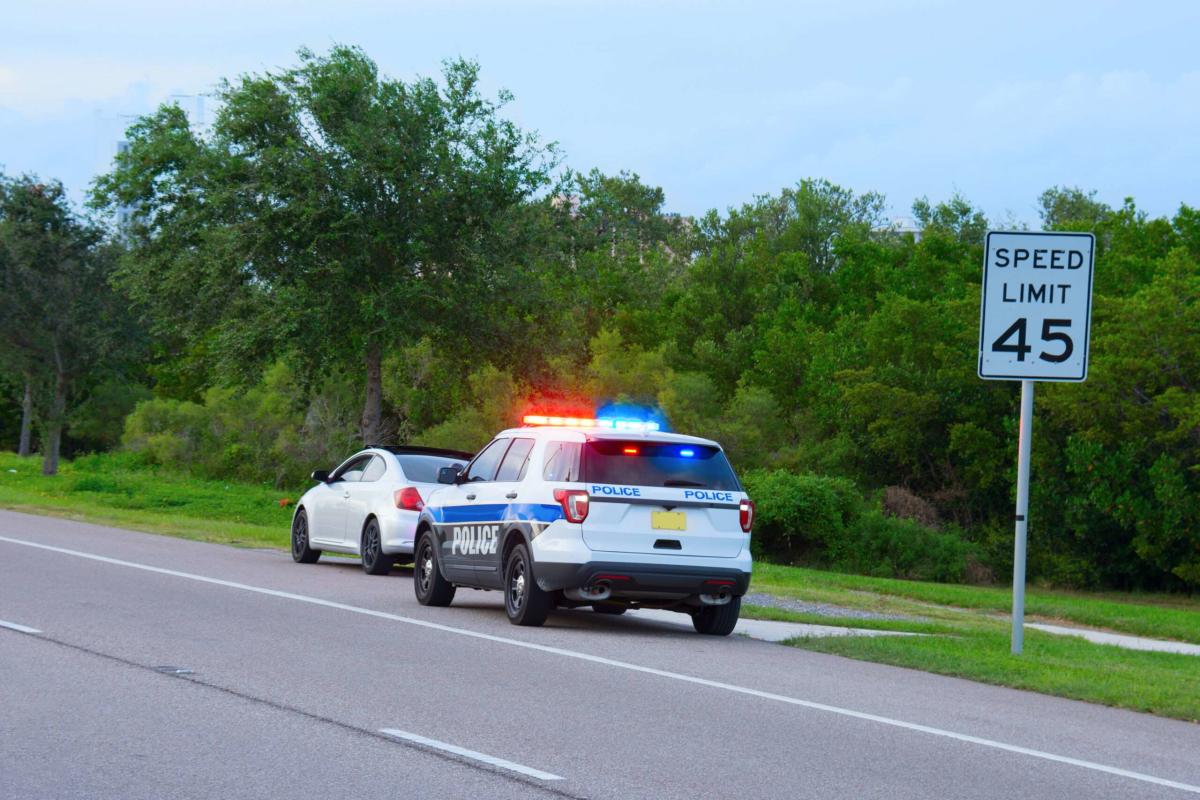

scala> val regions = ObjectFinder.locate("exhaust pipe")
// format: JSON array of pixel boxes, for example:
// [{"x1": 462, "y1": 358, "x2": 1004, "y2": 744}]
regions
[
  {"x1": 565, "y1": 583, "x2": 611, "y2": 602},
  {"x1": 698, "y1": 591, "x2": 731, "y2": 606}
]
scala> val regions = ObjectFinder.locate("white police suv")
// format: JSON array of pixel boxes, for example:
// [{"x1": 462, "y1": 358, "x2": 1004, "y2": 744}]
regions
[
  {"x1": 412, "y1": 415, "x2": 754, "y2": 635},
  {"x1": 291, "y1": 445, "x2": 474, "y2": 575}
]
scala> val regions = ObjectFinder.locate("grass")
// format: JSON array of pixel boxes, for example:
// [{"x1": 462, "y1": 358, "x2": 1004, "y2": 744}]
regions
[
  {"x1": 0, "y1": 451, "x2": 298, "y2": 549},
  {"x1": 3, "y1": 450, "x2": 1198, "y2": 721},
  {"x1": 742, "y1": 563, "x2": 1200, "y2": 721},
  {"x1": 751, "y1": 561, "x2": 1200, "y2": 644}
]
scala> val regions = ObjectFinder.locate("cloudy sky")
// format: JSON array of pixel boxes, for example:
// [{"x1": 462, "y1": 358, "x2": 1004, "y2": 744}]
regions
[{"x1": 3, "y1": 0, "x2": 1197, "y2": 224}]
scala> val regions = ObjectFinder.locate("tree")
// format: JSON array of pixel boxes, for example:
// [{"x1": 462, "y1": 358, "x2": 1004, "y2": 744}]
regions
[
  {"x1": 92, "y1": 47, "x2": 557, "y2": 445},
  {"x1": 0, "y1": 176, "x2": 133, "y2": 474}
]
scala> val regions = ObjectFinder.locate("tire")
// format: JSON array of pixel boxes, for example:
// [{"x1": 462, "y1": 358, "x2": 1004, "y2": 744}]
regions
[
  {"x1": 691, "y1": 596, "x2": 741, "y2": 636},
  {"x1": 503, "y1": 544, "x2": 552, "y2": 627},
  {"x1": 291, "y1": 509, "x2": 321, "y2": 564},
  {"x1": 592, "y1": 602, "x2": 626, "y2": 615},
  {"x1": 360, "y1": 518, "x2": 391, "y2": 575},
  {"x1": 414, "y1": 532, "x2": 455, "y2": 607}
]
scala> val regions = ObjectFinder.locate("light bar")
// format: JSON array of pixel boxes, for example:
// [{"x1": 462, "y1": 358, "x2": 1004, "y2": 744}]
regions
[{"x1": 522, "y1": 414, "x2": 660, "y2": 432}]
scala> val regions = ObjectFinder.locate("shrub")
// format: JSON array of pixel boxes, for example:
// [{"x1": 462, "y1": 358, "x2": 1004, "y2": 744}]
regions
[
  {"x1": 741, "y1": 469, "x2": 862, "y2": 562},
  {"x1": 831, "y1": 512, "x2": 976, "y2": 582}
]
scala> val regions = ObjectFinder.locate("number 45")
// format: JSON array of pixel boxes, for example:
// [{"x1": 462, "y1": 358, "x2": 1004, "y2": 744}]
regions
[{"x1": 992, "y1": 318, "x2": 1073, "y2": 363}]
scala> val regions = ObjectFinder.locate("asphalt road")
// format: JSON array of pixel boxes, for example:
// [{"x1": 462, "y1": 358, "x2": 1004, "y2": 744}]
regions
[{"x1": 2, "y1": 509, "x2": 1198, "y2": 799}]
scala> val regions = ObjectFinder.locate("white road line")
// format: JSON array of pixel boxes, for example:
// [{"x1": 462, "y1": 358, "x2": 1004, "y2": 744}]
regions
[
  {"x1": 2, "y1": 533, "x2": 1198, "y2": 796},
  {"x1": 0, "y1": 618, "x2": 41, "y2": 634},
  {"x1": 380, "y1": 728, "x2": 563, "y2": 780}
]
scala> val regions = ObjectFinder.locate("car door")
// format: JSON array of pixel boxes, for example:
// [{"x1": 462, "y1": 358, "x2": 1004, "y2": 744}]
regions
[
  {"x1": 435, "y1": 437, "x2": 509, "y2": 582},
  {"x1": 344, "y1": 455, "x2": 387, "y2": 550},
  {"x1": 311, "y1": 455, "x2": 369, "y2": 547},
  {"x1": 470, "y1": 437, "x2": 536, "y2": 587}
]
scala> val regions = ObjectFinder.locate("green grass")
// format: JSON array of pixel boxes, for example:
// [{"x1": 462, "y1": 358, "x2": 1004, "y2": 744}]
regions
[
  {"x1": 0, "y1": 451, "x2": 299, "y2": 549},
  {"x1": 4, "y1": 450, "x2": 1198, "y2": 721},
  {"x1": 793, "y1": 623, "x2": 1200, "y2": 722},
  {"x1": 751, "y1": 561, "x2": 1200, "y2": 644}
]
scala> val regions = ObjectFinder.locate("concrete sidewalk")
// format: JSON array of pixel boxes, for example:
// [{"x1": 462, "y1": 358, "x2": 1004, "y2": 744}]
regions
[{"x1": 1027, "y1": 623, "x2": 1200, "y2": 656}]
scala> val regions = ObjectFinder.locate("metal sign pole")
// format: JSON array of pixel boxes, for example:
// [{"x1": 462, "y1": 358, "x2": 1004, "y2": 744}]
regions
[{"x1": 1011, "y1": 379, "x2": 1035, "y2": 655}]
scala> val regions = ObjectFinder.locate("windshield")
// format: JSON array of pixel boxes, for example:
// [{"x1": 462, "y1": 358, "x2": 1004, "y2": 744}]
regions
[
  {"x1": 396, "y1": 454, "x2": 468, "y2": 484},
  {"x1": 583, "y1": 440, "x2": 740, "y2": 491}
]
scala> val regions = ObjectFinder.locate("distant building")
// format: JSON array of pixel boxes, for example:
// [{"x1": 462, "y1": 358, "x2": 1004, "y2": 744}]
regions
[
  {"x1": 875, "y1": 216, "x2": 923, "y2": 242},
  {"x1": 114, "y1": 140, "x2": 136, "y2": 237}
]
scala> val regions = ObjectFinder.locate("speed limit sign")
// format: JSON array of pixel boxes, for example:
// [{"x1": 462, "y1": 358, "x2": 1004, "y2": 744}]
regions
[
  {"x1": 978, "y1": 231, "x2": 1095, "y2": 381},
  {"x1": 978, "y1": 230, "x2": 1095, "y2": 655}
]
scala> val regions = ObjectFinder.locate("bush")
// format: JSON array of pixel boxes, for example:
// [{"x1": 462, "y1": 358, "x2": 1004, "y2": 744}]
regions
[
  {"x1": 832, "y1": 511, "x2": 976, "y2": 583},
  {"x1": 122, "y1": 363, "x2": 359, "y2": 487},
  {"x1": 743, "y1": 467, "x2": 979, "y2": 582},
  {"x1": 742, "y1": 469, "x2": 861, "y2": 562}
]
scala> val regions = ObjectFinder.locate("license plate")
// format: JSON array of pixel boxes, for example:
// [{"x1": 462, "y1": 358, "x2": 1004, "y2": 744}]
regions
[{"x1": 651, "y1": 511, "x2": 686, "y2": 531}]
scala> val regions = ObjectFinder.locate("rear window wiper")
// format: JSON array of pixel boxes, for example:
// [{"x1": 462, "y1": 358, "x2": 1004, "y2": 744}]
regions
[{"x1": 663, "y1": 479, "x2": 706, "y2": 488}]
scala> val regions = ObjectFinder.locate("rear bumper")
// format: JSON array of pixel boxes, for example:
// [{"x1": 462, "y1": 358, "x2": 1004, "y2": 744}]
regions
[{"x1": 535, "y1": 560, "x2": 751, "y2": 597}]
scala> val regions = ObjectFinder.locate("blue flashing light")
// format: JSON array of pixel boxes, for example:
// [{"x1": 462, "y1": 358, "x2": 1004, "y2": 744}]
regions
[
  {"x1": 679, "y1": 448, "x2": 696, "y2": 458},
  {"x1": 595, "y1": 418, "x2": 661, "y2": 432}
]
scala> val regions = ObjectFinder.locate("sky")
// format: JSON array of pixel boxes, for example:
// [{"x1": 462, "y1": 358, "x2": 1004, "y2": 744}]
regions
[{"x1": 2, "y1": 0, "x2": 1198, "y2": 226}]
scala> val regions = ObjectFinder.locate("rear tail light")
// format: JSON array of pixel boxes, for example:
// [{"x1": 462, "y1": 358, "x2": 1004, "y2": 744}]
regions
[
  {"x1": 739, "y1": 499, "x2": 755, "y2": 533},
  {"x1": 554, "y1": 489, "x2": 589, "y2": 523},
  {"x1": 395, "y1": 487, "x2": 424, "y2": 511}
]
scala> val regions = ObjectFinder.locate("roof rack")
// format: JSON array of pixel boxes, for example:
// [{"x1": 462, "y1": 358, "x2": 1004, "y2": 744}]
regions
[{"x1": 367, "y1": 444, "x2": 475, "y2": 460}]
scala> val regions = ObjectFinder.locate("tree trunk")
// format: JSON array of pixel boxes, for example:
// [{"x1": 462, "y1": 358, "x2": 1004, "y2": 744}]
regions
[
  {"x1": 360, "y1": 343, "x2": 383, "y2": 446},
  {"x1": 18, "y1": 376, "x2": 33, "y2": 456},
  {"x1": 41, "y1": 362, "x2": 66, "y2": 476}
]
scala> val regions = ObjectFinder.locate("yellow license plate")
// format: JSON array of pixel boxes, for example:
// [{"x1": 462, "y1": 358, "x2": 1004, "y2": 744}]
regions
[{"x1": 651, "y1": 511, "x2": 686, "y2": 531}]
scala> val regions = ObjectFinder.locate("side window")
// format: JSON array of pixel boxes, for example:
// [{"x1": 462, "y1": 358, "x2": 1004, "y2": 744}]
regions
[
  {"x1": 360, "y1": 456, "x2": 386, "y2": 482},
  {"x1": 495, "y1": 438, "x2": 535, "y2": 482},
  {"x1": 542, "y1": 441, "x2": 582, "y2": 482},
  {"x1": 336, "y1": 456, "x2": 371, "y2": 482},
  {"x1": 465, "y1": 438, "x2": 509, "y2": 483}
]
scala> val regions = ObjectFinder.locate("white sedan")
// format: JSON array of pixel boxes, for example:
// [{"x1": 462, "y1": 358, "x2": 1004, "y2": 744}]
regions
[{"x1": 290, "y1": 445, "x2": 474, "y2": 575}]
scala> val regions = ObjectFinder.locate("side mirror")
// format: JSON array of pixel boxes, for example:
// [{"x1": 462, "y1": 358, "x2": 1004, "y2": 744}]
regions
[
  {"x1": 311, "y1": 469, "x2": 331, "y2": 483},
  {"x1": 437, "y1": 465, "x2": 462, "y2": 485}
]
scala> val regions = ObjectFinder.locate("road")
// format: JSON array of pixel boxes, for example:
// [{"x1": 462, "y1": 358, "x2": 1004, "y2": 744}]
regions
[{"x1": 1, "y1": 509, "x2": 1198, "y2": 799}]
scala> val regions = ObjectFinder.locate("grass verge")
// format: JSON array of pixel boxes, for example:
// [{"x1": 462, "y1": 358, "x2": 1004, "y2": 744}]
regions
[{"x1": 0, "y1": 451, "x2": 296, "y2": 549}]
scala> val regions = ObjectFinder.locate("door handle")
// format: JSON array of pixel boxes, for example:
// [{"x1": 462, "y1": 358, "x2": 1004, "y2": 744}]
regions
[
  {"x1": 505, "y1": 492, "x2": 518, "y2": 499},
  {"x1": 466, "y1": 494, "x2": 477, "y2": 501},
  {"x1": 342, "y1": 492, "x2": 351, "y2": 499}
]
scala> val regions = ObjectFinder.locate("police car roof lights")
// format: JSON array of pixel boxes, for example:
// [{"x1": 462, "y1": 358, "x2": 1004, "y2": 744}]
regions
[{"x1": 521, "y1": 414, "x2": 660, "y2": 432}]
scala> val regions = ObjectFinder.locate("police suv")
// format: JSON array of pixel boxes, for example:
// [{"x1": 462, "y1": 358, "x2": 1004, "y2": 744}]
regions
[{"x1": 412, "y1": 415, "x2": 754, "y2": 635}]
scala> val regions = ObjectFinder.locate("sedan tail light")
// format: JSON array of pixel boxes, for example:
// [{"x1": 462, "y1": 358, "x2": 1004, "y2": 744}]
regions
[
  {"x1": 395, "y1": 487, "x2": 424, "y2": 511},
  {"x1": 739, "y1": 499, "x2": 755, "y2": 533},
  {"x1": 554, "y1": 489, "x2": 589, "y2": 523}
]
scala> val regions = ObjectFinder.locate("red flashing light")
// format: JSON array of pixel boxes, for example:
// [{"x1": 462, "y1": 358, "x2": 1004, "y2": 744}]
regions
[
  {"x1": 622, "y1": 447, "x2": 640, "y2": 455},
  {"x1": 395, "y1": 487, "x2": 424, "y2": 511}
]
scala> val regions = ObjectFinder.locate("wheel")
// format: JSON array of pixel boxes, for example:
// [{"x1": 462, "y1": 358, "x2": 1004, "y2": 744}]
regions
[
  {"x1": 691, "y1": 596, "x2": 741, "y2": 636},
  {"x1": 360, "y1": 518, "x2": 391, "y2": 575},
  {"x1": 414, "y1": 532, "x2": 455, "y2": 606},
  {"x1": 291, "y1": 509, "x2": 321, "y2": 564},
  {"x1": 503, "y1": 544, "x2": 552, "y2": 627},
  {"x1": 592, "y1": 602, "x2": 626, "y2": 615}
]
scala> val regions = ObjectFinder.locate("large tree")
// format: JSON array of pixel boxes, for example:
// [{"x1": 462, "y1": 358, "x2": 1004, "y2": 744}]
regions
[
  {"x1": 93, "y1": 47, "x2": 557, "y2": 444},
  {"x1": 0, "y1": 176, "x2": 130, "y2": 473}
]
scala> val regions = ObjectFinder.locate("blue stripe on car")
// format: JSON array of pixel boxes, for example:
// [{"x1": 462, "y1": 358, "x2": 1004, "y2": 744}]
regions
[{"x1": 429, "y1": 503, "x2": 562, "y2": 524}]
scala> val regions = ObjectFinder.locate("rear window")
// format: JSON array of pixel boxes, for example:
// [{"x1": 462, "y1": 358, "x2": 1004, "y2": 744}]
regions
[
  {"x1": 396, "y1": 454, "x2": 469, "y2": 484},
  {"x1": 583, "y1": 440, "x2": 740, "y2": 491}
]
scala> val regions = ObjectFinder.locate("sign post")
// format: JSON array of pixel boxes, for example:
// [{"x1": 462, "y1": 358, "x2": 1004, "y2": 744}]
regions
[{"x1": 978, "y1": 231, "x2": 1095, "y2": 654}]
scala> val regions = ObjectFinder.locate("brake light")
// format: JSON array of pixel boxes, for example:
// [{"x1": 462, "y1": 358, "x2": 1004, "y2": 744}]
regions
[
  {"x1": 395, "y1": 487, "x2": 424, "y2": 511},
  {"x1": 739, "y1": 499, "x2": 755, "y2": 533},
  {"x1": 554, "y1": 489, "x2": 589, "y2": 523},
  {"x1": 622, "y1": 447, "x2": 639, "y2": 455}
]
